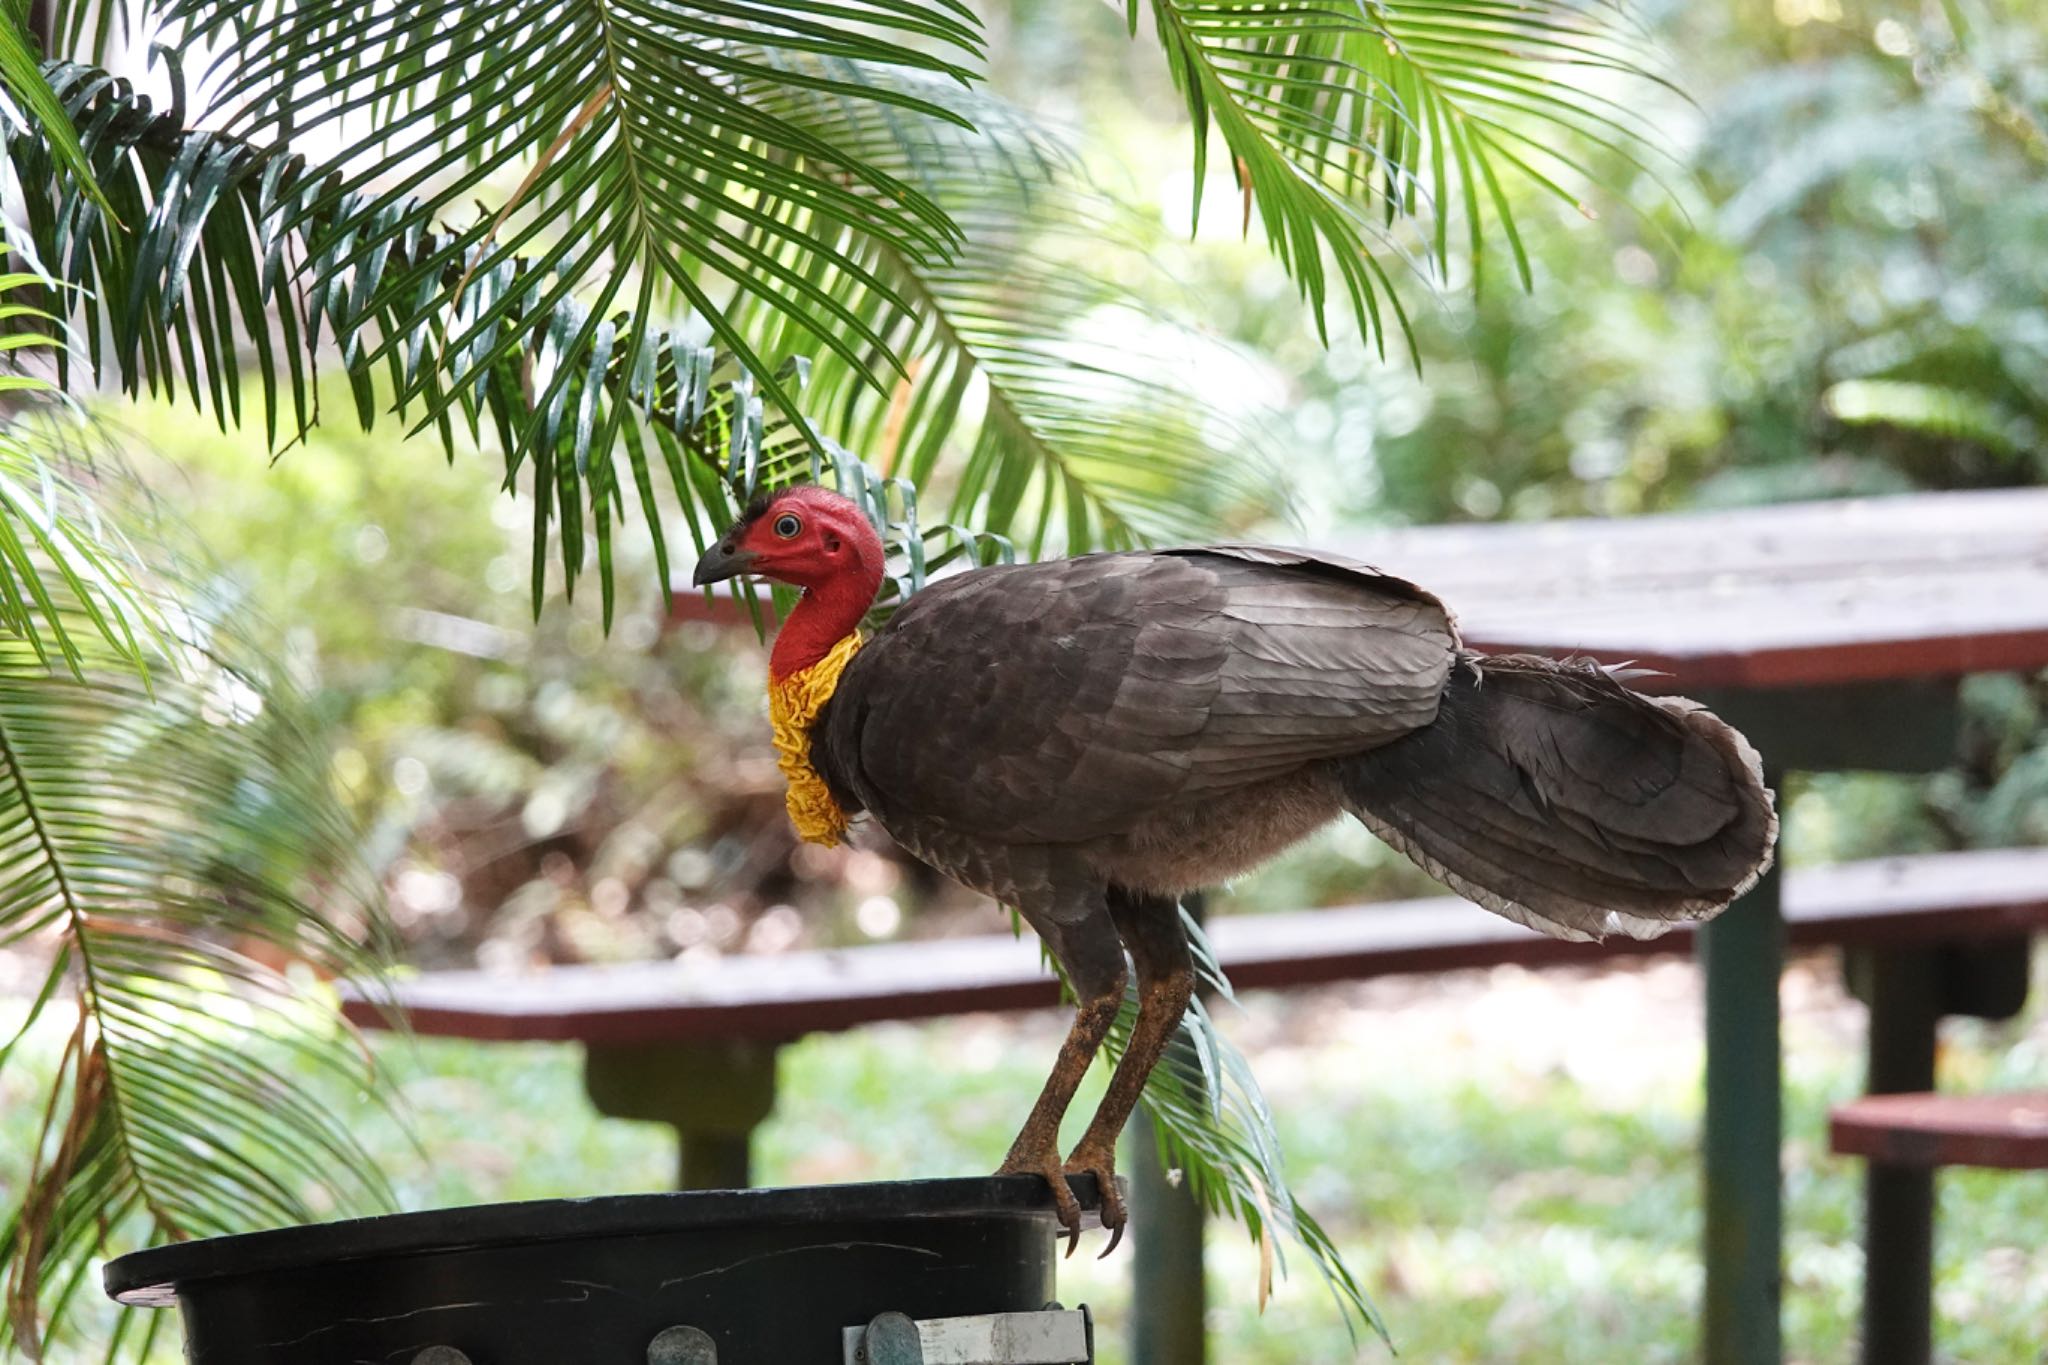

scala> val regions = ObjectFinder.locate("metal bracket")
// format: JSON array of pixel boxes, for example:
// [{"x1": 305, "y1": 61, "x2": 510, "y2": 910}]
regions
[
  {"x1": 844, "y1": 1307, "x2": 1092, "y2": 1365},
  {"x1": 1843, "y1": 936, "x2": 2032, "y2": 1023}
]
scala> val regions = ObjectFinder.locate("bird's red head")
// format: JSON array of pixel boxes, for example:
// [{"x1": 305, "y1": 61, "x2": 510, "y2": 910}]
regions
[
  {"x1": 693, "y1": 485, "x2": 885, "y2": 593},
  {"x1": 693, "y1": 486, "x2": 886, "y2": 679}
]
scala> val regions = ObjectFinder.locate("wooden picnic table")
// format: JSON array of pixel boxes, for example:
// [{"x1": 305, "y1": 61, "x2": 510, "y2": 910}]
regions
[
  {"x1": 1332, "y1": 487, "x2": 2048, "y2": 1365},
  {"x1": 365, "y1": 848, "x2": 2048, "y2": 1046},
  {"x1": 1338, "y1": 487, "x2": 2048, "y2": 689},
  {"x1": 1830, "y1": 1090, "x2": 2048, "y2": 1170},
  {"x1": 346, "y1": 847, "x2": 2048, "y2": 1363}
]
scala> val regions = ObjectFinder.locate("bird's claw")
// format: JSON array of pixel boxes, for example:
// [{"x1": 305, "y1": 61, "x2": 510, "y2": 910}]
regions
[
  {"x1": 1063, "y1": 1144, "x2": 1126, "y2": 1260},
  {"x1": 997, "y1": 1150, "x2": 1085, "y2": 1256}
]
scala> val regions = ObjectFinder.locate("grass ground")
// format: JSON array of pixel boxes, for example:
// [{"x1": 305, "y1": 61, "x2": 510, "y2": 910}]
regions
[{"x1": 6, "y1": 948, "x2": 2047, "y2": 1362}]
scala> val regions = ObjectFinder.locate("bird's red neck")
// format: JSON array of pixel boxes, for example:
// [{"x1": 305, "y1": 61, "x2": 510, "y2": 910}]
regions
[{"x1": 769, "y1": 547, "x2": 884, "y2": 682}]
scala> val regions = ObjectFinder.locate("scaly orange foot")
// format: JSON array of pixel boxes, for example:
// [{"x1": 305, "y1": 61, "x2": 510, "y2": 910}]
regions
[
  {"x1": 1063, "y1": 1140, "x2": 1126, "y2": 1259},
  {"x1": 997, "y1": 1141, "x2": 1085, "y2": 1256}
]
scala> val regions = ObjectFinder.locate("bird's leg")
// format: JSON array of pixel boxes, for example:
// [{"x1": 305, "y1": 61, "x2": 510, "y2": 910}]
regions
[
  {"x1": 1063, "y1": 890, "x2": 1195, "y2": 1258},
  {"x1": 995, "y1": 908, "x2": 1127, "y2": 1255}
]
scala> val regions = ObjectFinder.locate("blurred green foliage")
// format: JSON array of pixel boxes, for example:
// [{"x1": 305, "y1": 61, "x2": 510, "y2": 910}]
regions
[
  {"x1": 1170, "y1": 0, "x2": 2048, "y2": 530},
  {"x1": 102, "y1": 0, "x2": 2048, "y2": 950}
]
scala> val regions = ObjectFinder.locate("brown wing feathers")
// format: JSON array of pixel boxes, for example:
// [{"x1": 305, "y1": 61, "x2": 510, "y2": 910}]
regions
[{"x1": 819, "y1": 550, "x2": 1455, "y2": 842}]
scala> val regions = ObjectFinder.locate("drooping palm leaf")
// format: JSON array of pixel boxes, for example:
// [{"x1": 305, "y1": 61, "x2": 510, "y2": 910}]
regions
[
  {"x1": 1038, "y1": 905, "x2": 1385, "y2": 1346},
  {"x1": 0, "y1": 69, "x2": 830, "y2": 609},
  {"x1": 6, "y1": 69, "x2": 299, "y2": 442},
  {"x1": 1156, "y1": 909, "x2": 1388, "y2": 1344},
  {"x1": 1142, "y1": 0, "x2": 1680, "y2": 346},
  {"x1": 9, "y1": 0, "x2": 1687, "y2": 598},
  {"x1": 730, "y1": 60, "x2": 1287, "y2": 552},
  {"x1": 15, "y1": 0, "x2": 138, "y2": 69},
  {"x1": 0, "y1": 479, "x2": 397, "y2": 1360},
  {"x1": 159, "y1": 0, "x2": 985, "y2": 459},
  {"x1": 0, "y1": 8, "x2": 115, "y2": 221},
  {"x1": 0, "y1": 278, "x2": 157, "y2": 678},
  {"x1": 0, "y1": 323, "x2": 395, "y2": 1360},
  {"x1": 7, "y1": 61, "x2": 1285, "y2": 613}
]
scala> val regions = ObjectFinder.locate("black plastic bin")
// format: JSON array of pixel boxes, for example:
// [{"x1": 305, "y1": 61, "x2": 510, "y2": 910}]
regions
[{"x1": 104, "y1": 1175, "x2": 1106, "y2": 1364}]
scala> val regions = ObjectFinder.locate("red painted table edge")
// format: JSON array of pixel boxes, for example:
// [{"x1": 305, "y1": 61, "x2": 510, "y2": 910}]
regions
[
  {"x1": 1829, "y1": 1091, "x2": 2048, "y2": 1170},
  {"x1": 667, "y1": 601, "x2": 2048, "y2": 693}
]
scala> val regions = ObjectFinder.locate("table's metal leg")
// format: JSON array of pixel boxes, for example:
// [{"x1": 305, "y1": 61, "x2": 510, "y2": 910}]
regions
[
  {"x1": 1130, "y1": 896, "x2": 1210, "y2": 1364},
  {"x1": 1853, "y1": 948, "x2": 1941, "y2": 1365},
  {"x1": 1128, "y1": 1101, "x2": 1206, "y2": 1365},
  {"x1": 583, "y1": 1039, "x2": 780, "y2": 1191},
  {"x1": 1699, "y1": 796, "x2": 1785, "y2": 1365},
  {"x1": 679, "y1": 1131, "x2": 754, "y2": 1191}
]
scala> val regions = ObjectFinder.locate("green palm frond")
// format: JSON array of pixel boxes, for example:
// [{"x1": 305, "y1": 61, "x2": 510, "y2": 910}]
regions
[
  {"x1": 2, "y1": 69, "x2": 854, "y2": 613},
  {"x1": 8, "y1": 61, "x2": 1284, "y2": 614},
  {"x1": 17, "y1": 0, "x2": 138, "y2": 68},
  {"x1": 7, "y1": 70, "x2": 301, "y2": 442},
  {"x1": 7, "y1": 0, "x2": 1685, "y2": 593},
  {"x1": 0, "y1": 9, "x2": 115, "y2": 221},
  {"x1": 161, "y1": 0, "x2": 984, "y2": 455},
  {"x1": 0, "y1": 276, "x2": 159, "y2": 679},
  {"x1": 0, "y1": 325, "x2": 394, "y2": 1359},
  {"x1": 1143, "y1": 0, "x2": 1680, "y2": 345},
  {"x1": 10, "y1": 0, "x2": 1680, "y2": 585},
  {"x1": 1045, "y1": 906, "x2": 1384, "y2": 1346},
  {"x1": 0, "y1": 480, "x2": 396, "y2": 1361},
  {"x1": 732, "y1": 61, "x2": 1286, "y2": 551},
  {"x1": 637, "y1": 364, "x2": 1025, "y2": 631}
]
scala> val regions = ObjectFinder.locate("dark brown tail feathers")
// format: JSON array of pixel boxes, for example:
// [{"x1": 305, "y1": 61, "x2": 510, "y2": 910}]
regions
[{"x1": 1339, "y1": 654, "x2": 1778, "y2": 943}]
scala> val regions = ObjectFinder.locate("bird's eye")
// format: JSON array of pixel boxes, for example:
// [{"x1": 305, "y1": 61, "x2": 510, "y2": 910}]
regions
[{"x1": 773, "y1": 513, "x2": 802, "y2": 539}]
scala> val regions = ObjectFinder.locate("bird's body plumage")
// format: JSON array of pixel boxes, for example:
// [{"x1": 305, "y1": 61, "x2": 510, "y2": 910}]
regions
[
  {"x1": 814, "y1": 547, "x2": 1450, "y2": 904},
  {"x1": 693, "y1": 488, "x2": 1778, "y2": 1249},
  {"x1": 813, "y1": 544, "x2": 1771, "y2": 938}
]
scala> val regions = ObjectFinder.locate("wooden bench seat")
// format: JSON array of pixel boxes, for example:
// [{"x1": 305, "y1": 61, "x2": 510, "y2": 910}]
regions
[
  {"x1": 1829, "y1": 1089, "x2": 2048, "y2": 1365},
  {"x1": 343, "y1": 847, "x2": 2048, "y2": 1047},
  {"x1": 340, "y1": 845, "x2": 2047, "y2": 1201},
  {"x1": 1831, "y1": 1091, "x2": 2048, "y2": 1170}
]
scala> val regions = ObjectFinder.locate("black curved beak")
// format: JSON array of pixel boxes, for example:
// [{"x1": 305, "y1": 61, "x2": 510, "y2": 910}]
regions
[{"x1": 691, "y1": 540, "x2": 759, "y2": 587}]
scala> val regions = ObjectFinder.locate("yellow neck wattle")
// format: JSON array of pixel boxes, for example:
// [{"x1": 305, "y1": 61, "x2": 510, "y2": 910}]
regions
[{"x1": 767, "y1": 631, "x2": 864, "y2": 846}]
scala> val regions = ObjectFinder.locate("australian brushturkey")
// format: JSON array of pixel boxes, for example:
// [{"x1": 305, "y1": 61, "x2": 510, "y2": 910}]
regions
[{"x1": 693, "y1": 486, "x2": 1777, "y2": 1252}]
